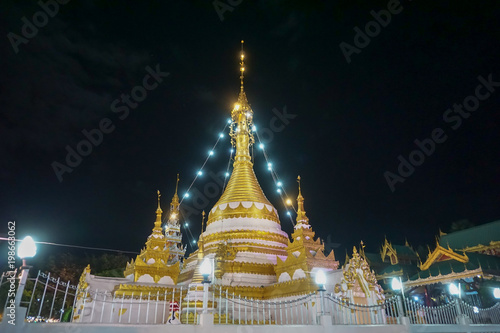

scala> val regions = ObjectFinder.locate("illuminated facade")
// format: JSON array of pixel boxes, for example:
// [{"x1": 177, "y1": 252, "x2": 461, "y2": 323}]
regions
[{"x1": 75, "y1": 43, "x2": 384, "y2": 323}]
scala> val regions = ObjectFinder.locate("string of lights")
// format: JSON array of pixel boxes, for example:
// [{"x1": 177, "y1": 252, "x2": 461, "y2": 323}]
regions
[
  {"x1": 254, "y1": 129, "x2": 297, "y2": 227},
  {"x1": 174, "y1": 118, "x2": 298, "y2": 249},
  {"x1": 0, "y1": 237, "x2": 138, "y2": 254}
]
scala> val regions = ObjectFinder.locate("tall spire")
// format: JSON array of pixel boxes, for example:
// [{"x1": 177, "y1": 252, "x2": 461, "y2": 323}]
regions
[
  {"x1": 155, "y1": 190, "x2": 163, "y2": 228},
  {"x1": 207, "y1": 41, "x2": 278, "y2": 226},
  {"x1": 240, "y1": 40, "x2": 245, "y2": 93},
  {"x1": 296, "y1": 176, "x2": 309, "y2": 225},
  {"x1": 169, "y1": 174, "x2": 180, "y2": 223}
]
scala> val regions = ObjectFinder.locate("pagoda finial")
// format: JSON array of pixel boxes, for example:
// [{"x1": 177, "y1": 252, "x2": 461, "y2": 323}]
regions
[
  {"x1": 296, "y1": 175, "x2": 309, "y2": 225},
  {"x1": 201, "y1": 211, "x2": 206, "y2": 232},
  {"x1": 175, "y1": 173, "x2": 179, "y2": 197},
  {"x1": 240, "y1": 40, "x2": 245, "y2": 93},
  {"x1": 152, "y1": 190, "x2": 164, "y2": 232},
  {"x1": 155, "y1": 190, "x2": 162, "y2": 223},
  {"x1": 169, "y1": 175, "x2": 180, "y2": 219}
]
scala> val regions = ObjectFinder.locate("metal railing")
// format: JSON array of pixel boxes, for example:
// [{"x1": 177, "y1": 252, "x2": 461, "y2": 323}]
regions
[
  {"x1": 460, "y1": 300, "x2": 500, "y2": 324},
  {"x1": 211, "y1": 286, "x2": 317, "y2": 325},
  {"x1": 4, "y1": 269, "x2": 500, "y2": 327},
  {"x1": 326, "y1": 294, "x2": 402, "y2": 325}
]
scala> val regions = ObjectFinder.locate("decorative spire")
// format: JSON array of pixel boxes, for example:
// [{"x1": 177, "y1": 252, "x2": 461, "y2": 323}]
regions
[
  {"x1": 170, "y1": 174, "x2": 180, "y2": 213},
  {"x1": 207, "y1": 41, "x2": 278, "y2": 227},
  {"x1": 296, "y1": 175, "x2": 309, "y2": 225},
  {"x1": 201, "y1": 211, "x2": 206, "y2": 233},
  {"x1": 240, "y1": 40, "x2": 245, "y2": 93},
  {"x1": 155, "y1": 190, "x2": 162, "y2": 226}
]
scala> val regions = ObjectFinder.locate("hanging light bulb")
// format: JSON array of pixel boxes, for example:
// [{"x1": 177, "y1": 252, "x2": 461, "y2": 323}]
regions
[
  {"x1": 259, "y1": 143, "x2": 264, "y2": 149},
  {"x1": 286, "y1": 211, "x2": 291, "y2": 216},
  {"x1": 286, "y1": 198, "x2": 293, "y2": 205},
  {"x1": 209, "y1": 151, "x2": 214, "y2": 156},
  {"x1": 277, "y1": 188, "x2": 281, "y2": 193},
  {"x1": 219, "y1": 133, "x2": 224, "y2": 138},
  {"x1": 277, "y1": 181, "x2": 282, "y2": 187},
  {"x1": 225, "y1": 172, "x2": 230, "y2": 177},
  {"x1": 198, "y1": 171, "x2": 203, "y2": 176},
  {"x1": 184, "y1": 193, "x2": 190, "y2": 198}
]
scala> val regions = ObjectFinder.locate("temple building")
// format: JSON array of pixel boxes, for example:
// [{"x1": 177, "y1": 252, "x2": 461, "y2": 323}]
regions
[
  {"x1": 73, "y1": 42, "x2": 384, "y2": 324},
  {"x1": 404, "y1": 220, "x2": 500, "y2": 306}
]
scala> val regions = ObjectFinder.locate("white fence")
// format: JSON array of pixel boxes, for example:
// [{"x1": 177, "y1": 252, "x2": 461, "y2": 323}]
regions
[
  {"x1": 2, "y1": 269, "x2": 500, "y2": 329},
  {"x1": 403, "y1": 297, "x2": 500, "y2": 325}
]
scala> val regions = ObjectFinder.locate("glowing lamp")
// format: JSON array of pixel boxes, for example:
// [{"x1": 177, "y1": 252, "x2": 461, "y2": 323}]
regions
[
  {"x1": 227, "y1": 118, "x2": 232, "y2": 124},
  {"x1": 391, "y1": 277, "x2": 402, "y2": 291},
  {"x1": 252, "y1": 125, "x2": 256, "y2": 132},
  {"x1": 192, "y1": 239, "x2": 196, "y2": 244},
  {"x1": 286, "y1": 211, "x2": 291, "y2": 216},
  {"x1": 184, "y1": 193, "x2": 190, "y2": 198},
  {"x1": 18, "y1": 236, "x2": 37, "y2": 259},
  {"x1": 449, "y1": 283, "x2": 459, "y2": 295},
  {"x1": 184, "y1": 222, "x2": 189, "y2": 227},
  {"x1": 493, "y1": 288, "x2": 500, "y2": 299},
  {"x1": 286, "y1": 198, "x2": 292, "y2": 205},
  {"x1": 197, "y1": 171, "x2": 203, "y2": 176},
  {"x1": 209, "y1": 151, "x2": 214, "y2": 156},
  {"x1": 259, "y1": 143, "x2": 264, "y2": 149},
  {"x1": 219, "y1": 133, "x2": 224, "y2": 138},
  {"x1": 277, "y1": 188, "x2": 281, "y2": 193},
  {"x1": 234, "y1": 104, "x2": 240, "y2": 110},
  {"x1": 200, "y1": 258, "x2": 212, "y2": 283},
  {"x1": 225, "y1": 172, "x2": 230, "y2": 177},
  {"x1": 413, "y1": 296, "x2": 419, "y2": 301},
  {"x1": 277, "y1": 181, "x2": 282, "y2": 187},
  {"x1": 473, "y1": 306, "x2": 479, "y2": 314},
  {"x1": 171, "y1": 213, "x2": 177, "y2": 219},
  {"x1": 315, "y1": 270, "x2": 327, "y2": 290}
]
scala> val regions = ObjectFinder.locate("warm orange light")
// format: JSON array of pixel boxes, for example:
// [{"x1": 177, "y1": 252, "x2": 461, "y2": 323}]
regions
[
  {"x1": 286, "y1": 198, "x2": 292, "y2": 205},
  {"x1": 234, "y1": 103, "x2": 240, "y2": 110}
]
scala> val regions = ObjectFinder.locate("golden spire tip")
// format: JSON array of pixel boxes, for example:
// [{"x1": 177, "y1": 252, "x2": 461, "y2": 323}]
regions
[{"x1": 175, "y1": 173, "x2": 180, "y2": 195}]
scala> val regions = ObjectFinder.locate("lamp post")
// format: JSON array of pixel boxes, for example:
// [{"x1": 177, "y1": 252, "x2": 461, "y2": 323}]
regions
[
  {"x1": 493, "y1": 287, "x2": 500, "y2": 299},
  {"x1": 315, "y1": 270, "x2": 327, "y2": 315},
  {"x1": 15, "y1": 236, "x2": 37, "y2": 307},
  {"x1": 200, "y1": 258, "x2": 212, "y2": 314},
  {"x1": 391, "y1": 277, "x2": 405, "y2": 301}
]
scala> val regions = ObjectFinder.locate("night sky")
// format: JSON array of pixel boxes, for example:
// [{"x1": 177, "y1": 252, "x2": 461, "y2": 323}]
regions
[{"x1": 1, "y1": 1, "x2": 499, "y2": 265}]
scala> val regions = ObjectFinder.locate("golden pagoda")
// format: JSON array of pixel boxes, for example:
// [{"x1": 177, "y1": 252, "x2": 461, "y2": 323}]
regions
[
  {"x1": 123, "y1": 189, "x2": 181, "y2": 284},
  {"x1": 178, "y1": 41, "x2": 290, "y2": 288},
  {"x1": 177, "y1": 41, "x2": 340, "y2": 299},
  {"x1": 275, "y1": 176, "x2": 339, "y2": 283}
]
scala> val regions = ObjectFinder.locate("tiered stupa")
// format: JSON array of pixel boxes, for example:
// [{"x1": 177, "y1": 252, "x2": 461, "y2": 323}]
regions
[
  {"x1": 123, "y1": 186, "x2": 185, "y2": 284},
  {"x1": 177, "y1": 42, "x2": 338, "y2": 297},
  {"x1": 73, "y1": 43, "x2": 384, "y2": 324}
]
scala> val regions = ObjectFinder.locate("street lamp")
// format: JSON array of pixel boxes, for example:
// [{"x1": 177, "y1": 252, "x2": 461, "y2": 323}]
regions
[
  {"x1": 449, "y1": 283, "x2": 461, "y2": 298},
  {"x1": 15, "y1": 236, "x2": 37, "y2": 307},
  {"x1": 391, "y1": 277, "x2": 405, "y2": 301},
  {"x1": 493, "y1": 287, "x2": 500, "y2": 299},
  {"x1": 315, "y1": 270, "x2": 327, "y2": 315},
  {"x1": 200, "y1": 258, "x2": 212, "y2": 313}
]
